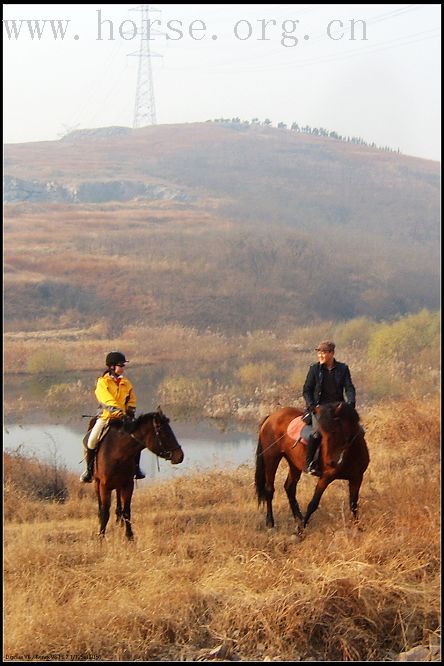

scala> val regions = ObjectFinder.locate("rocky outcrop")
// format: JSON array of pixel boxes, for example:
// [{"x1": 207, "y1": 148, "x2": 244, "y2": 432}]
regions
[
  {"x1": 4, "y1": 175, "x2": 192, "y2": 204},
  {"x1": 60, "y1": 126, "x2": 132, "y2": 141}
]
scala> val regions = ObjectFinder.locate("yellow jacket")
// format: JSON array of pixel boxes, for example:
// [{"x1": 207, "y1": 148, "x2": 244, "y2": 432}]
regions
[{"x1": 95, "y1": 373, "x2": 137, "y2": 420}]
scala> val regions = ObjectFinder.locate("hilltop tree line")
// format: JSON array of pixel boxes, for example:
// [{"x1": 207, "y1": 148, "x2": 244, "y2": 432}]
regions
[{"x1": 208, "y1": 117, "x2": 400, "y2": 154}]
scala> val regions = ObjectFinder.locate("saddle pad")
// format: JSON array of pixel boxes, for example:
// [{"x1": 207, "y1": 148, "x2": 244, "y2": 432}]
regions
[{"x1": 287, "y1": 416, "x2": 305, "y2": 442}]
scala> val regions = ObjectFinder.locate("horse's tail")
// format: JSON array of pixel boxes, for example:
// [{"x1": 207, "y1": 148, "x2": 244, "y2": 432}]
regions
[{"x1": 255, "y1": 421, "x2": 268, "y2": 506}]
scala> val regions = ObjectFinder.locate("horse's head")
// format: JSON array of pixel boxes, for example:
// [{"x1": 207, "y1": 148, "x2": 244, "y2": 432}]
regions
[
  {"x1": 134, "y1": 409, "x2": 184, "y2": 464},
  {"x1": 315, "y1": 402, "x2": 361, "y2": 468}
]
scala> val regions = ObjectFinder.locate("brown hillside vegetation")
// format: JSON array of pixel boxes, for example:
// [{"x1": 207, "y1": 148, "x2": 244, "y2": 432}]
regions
[
  {"x1": 4, "y1": 399, "x2": 440, "y2": 662},
  {"x1": 4, "y1": 122, "x2": 440, "y2": 332}
]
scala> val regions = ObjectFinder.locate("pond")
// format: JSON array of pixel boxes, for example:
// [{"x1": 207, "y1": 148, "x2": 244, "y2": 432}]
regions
[{"x1": 3, "y1": 419, "x2": 257, "y2": 482}]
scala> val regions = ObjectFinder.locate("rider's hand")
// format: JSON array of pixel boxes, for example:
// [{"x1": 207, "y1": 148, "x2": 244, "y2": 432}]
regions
[{"x1": 126, "y1": 407, "x2": 136, "y2": 419}]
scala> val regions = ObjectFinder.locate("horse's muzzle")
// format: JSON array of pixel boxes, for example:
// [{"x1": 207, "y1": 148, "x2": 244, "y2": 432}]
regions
[{"x1": 171, "y1": 448, "x2": 184, "y2": 464}]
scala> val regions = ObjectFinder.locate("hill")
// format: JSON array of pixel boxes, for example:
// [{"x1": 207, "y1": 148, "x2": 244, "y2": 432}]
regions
[{"x1": 3, "y1": 122, "x2": 440, "y2": 332}]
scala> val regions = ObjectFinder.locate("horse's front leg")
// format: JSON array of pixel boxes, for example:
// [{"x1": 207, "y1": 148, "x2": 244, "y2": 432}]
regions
[
  {"x1": 98, "y1": 485, "x2": 112, "y2": 538},
  {"x1": 120, "y1": 482, "x2": 135, "y2": 541},
  {"x1": 348, "y1": 475, "x2": 363, "y2": 523},
  {"x1": 115, "y1": 489, "x2": 123, "y2": 525},
  {"x1": 303, "y1": 475, "x2": 333, "y2": 528},
  {"x1": 284, "y1": 465, "x2": 303, "y2": 524}
]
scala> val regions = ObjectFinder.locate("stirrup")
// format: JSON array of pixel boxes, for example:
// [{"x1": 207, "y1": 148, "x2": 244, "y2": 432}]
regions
[
  {"x1": 135, "y1": 467, "x2": 145, "y2": 480},
  {"x1": 307, "y1": 462, "x2": 317, "y2": 475}
]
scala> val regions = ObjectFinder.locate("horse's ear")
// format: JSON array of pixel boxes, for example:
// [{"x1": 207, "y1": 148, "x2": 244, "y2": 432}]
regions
[{"x1": 157, "y1": 405, "x2": 163, "y2": 415}]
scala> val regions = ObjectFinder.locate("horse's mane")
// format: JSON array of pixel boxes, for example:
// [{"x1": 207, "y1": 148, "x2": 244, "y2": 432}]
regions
[
  {"x1": 318, "y1": 402, "x2": 360, "y2": 431},
  {"x1": 134, "y1": 411, "x2": 171, "y2": 428},
  {"x1": 258, "y1": 414, "x2": 270, "y2": 430},
  {"x1": 108, "y1": 411, "x2": 164, "y2": 433}
]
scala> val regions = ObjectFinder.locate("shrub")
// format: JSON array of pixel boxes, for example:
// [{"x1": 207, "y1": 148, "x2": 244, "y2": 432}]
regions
[
  {"x1": 4, "y1": 448, "x2": 69, "y2": 516},
  {"x1": 368, "y1": 310, "x2": 440, "y2": 363},
  {"x1": 45, "y1": 380, "x2": 90, "y2": 412},
  {"x1": 236, "y1": 362, "x2": 278, "y2": 388},
  {"x1": 157, "y1": 375, "x2": 209, "y2": 408},
  {"x1": 26, "y1": 349, "x2": 67, "y2": 374},
  {"x1": 333, "y1": 316, "x2": 377, "y2": 349}
]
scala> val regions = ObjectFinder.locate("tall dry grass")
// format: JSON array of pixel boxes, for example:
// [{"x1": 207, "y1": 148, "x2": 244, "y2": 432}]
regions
[{"x1": 3, "y1": 399, "x2": 440, "y2": 662}]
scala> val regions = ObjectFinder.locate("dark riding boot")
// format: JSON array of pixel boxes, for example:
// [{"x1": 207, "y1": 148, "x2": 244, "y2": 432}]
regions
[
  {"x1": 306, "y1": 433, "x2": 321, "y2": 475},
  {"x1": 134, "y1": 450, "x2": 145, "y2": 479},
  {"x1": 80, "y1": 448, "x2": 97, "y2": 483}
]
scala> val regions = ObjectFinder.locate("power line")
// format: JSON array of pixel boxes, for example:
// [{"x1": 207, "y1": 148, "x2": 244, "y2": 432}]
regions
[{"x1": 162, "y1": 25, "x2": 439, "y2": 74}]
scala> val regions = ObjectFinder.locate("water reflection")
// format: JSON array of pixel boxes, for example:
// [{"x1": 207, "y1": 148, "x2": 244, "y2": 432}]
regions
[{"x1": 3, "y1": 421, "x2": 256, "y2": 481}]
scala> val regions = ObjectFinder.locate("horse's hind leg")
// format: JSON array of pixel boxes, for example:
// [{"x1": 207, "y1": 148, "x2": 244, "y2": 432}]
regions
[
  {"x1": 264, "y1": 455, "x2": 281, "y2": 528},
  {"x1": 120, "y1": 483, "x2": 135, "y2": 541},
  {"x1": 284, "y1": 464, "x2": 303, "y2": 524}
]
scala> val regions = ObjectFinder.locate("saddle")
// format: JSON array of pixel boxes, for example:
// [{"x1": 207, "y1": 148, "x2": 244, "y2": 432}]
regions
[
  {"x1": 82, "y1": 415, "x2": 134, "y2": 450},
  {"x1": 287, "y1": 416, "x2": 312, "y2": 446},
  {"x1": 82, "y1": 416, "x2": 110, "y2": 450}
]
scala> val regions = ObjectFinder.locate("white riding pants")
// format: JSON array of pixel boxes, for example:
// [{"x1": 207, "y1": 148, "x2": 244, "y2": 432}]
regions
[{"x1": 86, "y1": 417, "x2": 109, "y2": 450}]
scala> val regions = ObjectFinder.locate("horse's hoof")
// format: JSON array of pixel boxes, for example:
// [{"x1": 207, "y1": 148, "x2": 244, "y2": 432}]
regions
[
  {"x1": 352, "y1": 523, "x2": 364, "y2": 533},
  {"x1": 290, "y1": 530, "x2": 304, "y2": 543}
]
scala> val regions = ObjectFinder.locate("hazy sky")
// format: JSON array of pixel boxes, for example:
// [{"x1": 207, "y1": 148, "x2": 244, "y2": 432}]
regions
[{"x1": 3, "y1": 3, "x2": 441, "y2": 161}]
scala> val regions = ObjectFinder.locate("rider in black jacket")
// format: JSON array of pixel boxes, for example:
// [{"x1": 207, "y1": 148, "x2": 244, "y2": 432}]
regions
[{"x1": 302, "y1": 340, "x2": 356, "y2": 474}]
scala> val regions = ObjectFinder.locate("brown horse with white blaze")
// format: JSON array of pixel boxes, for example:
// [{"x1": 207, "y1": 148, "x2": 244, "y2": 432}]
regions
[
  {"x1": 93, "y1": 408, "x2": 184, "y2": 540},
  {"x1": 255, "y1": 402, "x2": 369, "y2": 530}
]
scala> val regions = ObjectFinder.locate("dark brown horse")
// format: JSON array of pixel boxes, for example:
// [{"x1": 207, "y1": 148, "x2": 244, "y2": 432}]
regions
[
  {"x1": 255, "y1": 402, "x2": 369, "y2": 531},
  {"x1": 93, "y1": 408, "x2": 184, "y2": 540}
]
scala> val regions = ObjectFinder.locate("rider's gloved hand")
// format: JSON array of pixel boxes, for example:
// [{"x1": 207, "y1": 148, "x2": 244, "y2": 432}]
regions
[{"x1": 302, "y1": 411, "x2": 312, "y2": 425}]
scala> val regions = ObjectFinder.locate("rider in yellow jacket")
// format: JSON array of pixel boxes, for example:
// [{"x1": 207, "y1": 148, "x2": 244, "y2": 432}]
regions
[
  {"x1": 80, "y1": 351, "x2": 145, "y2": 482},
  {"x1": 95, "y1": 371, "x2": 137, "y2": 421}
]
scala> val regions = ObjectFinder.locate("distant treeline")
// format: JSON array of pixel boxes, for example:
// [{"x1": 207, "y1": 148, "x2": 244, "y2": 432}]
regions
[{"x1": 208, "y1": 117, "x2": 400, "y2": 154}]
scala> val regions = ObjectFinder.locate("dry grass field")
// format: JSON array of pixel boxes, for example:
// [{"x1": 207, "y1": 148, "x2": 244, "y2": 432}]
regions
[{"x1": 4, "y1": 398, "x2": 440, "y2": 662}]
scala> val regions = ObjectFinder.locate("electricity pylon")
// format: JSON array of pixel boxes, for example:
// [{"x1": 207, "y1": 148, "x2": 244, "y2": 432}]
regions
[{"x1": 128, "y1": 5, "x2": 162, "y2": 127}]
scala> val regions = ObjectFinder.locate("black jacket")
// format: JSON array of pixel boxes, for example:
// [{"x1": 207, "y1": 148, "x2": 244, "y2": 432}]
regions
[{"x1": 303, "y1": 360, "x2": 356, "y2": 408}]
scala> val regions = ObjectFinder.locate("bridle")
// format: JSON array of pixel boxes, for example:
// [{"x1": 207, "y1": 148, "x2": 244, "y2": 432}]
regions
[
  {"x1": 130, "y1": 412, "x2": 181, "y2": 461},
  {"x1": 333, "y1": 420, "x2": 363, "y2": 467}
]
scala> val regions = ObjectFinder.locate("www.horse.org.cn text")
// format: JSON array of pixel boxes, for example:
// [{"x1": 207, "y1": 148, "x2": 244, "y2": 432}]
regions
[{"x1": 3, "y1": 12, "x2": 368, "y2": 47}]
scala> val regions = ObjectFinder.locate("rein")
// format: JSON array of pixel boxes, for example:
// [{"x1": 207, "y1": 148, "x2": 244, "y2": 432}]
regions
[
  {"x1": 129, "y1": 432, "x2": 162, "y2": 471},
  {"x1": 336, "y1": 427, "x2": 362, "y2": 466},
  {"x1": 257, "y1": 412, "x2": 304, "y2": 457},
  {"x1": 257, "y1": 431, "x2": 287, "y2": 457},
  {"x1": 129, "y1": 414, "x2": 179, "y2": 463}
]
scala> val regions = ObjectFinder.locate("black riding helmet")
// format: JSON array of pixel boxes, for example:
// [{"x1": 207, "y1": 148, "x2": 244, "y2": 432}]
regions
[{"x1": 106, "y1": 351, "x2": 128, "y2": 367}]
